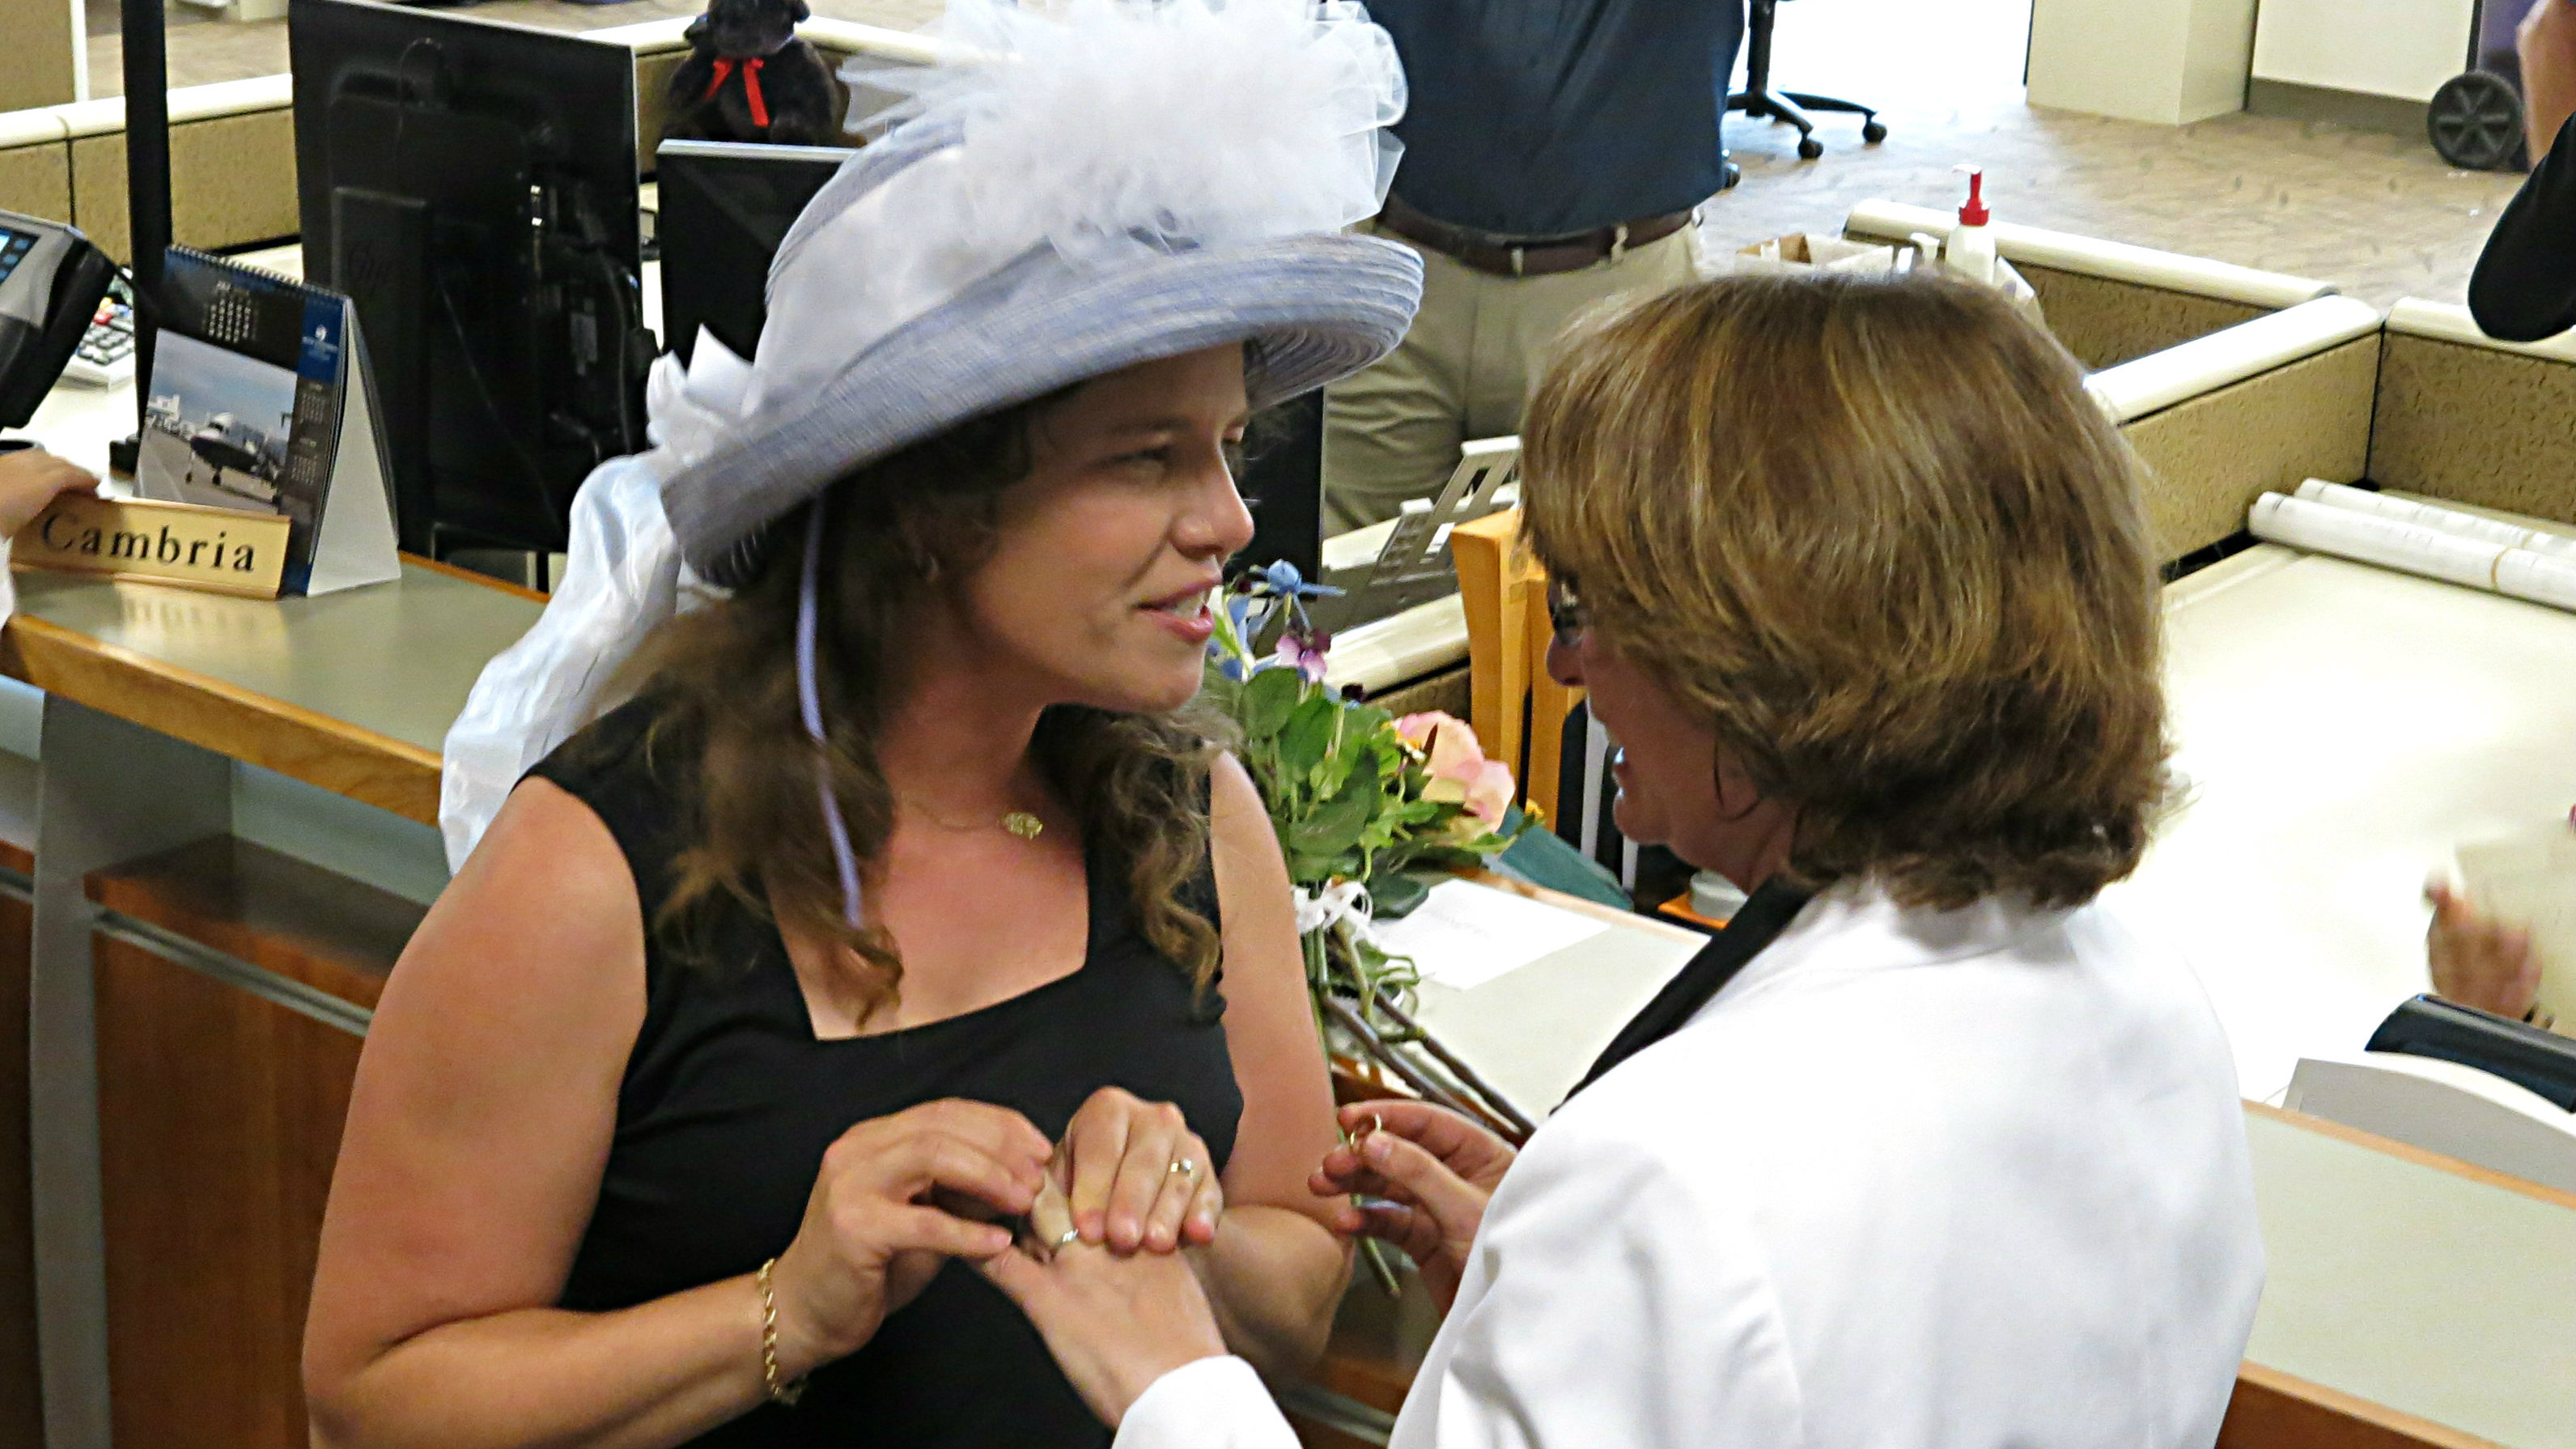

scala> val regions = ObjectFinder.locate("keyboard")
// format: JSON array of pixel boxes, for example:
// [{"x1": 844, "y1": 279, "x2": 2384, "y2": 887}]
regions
[{"x1": 59, "y1": 290, "x2": 134, "y2": 388}]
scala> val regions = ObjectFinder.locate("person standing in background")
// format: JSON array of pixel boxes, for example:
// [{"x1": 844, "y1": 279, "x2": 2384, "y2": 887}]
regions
[{"x1": 1319, "y1": 0, "x2": 1743, "y2": 533}]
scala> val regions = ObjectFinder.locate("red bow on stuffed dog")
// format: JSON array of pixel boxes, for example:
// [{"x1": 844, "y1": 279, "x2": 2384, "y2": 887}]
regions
[{"x1": 702, "y1": 56, "x2": 771, "y2": 130}]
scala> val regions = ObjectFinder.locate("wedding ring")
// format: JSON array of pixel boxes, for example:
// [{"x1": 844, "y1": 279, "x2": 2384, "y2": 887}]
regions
[
  {"x1": 1169, "y1": 1157, "x2": 1196, "y2": 1177},
  {"x1": 1352, "y1": 1112, "x2": 1382, "y2": 1142},
  {"x1": 1050, "y1": 1226, "x2": 1081, "y2": 1249}
]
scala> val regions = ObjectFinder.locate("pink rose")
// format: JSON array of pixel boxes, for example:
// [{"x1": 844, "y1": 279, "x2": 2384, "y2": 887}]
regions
[{"x1": 1400, "y1": 712, "x2": 1515, "y2": 826}]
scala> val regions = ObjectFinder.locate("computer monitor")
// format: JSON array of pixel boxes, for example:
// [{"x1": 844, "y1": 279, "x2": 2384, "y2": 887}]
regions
[
  {"x1": 655, "y1": 139, "x2": 846, "y2": 368},
  {"x1": 291, "y1": 0, "x2": 648, "y2": 557}
]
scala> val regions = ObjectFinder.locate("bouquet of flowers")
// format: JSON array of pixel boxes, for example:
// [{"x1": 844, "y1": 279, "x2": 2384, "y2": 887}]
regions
[{"x1": 1203, "y1": 563, "x2": 1535, "y2": 1144}]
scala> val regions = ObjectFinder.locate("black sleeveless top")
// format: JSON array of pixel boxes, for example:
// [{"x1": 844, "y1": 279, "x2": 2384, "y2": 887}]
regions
[{"x1": 528, "y1": 699, "x2": 1242, "y2": 1448}]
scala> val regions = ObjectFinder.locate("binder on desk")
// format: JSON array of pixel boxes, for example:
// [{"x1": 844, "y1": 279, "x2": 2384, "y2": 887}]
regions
[{"x1": 129, "y1": 247, "x2": 399, "y2": 597}]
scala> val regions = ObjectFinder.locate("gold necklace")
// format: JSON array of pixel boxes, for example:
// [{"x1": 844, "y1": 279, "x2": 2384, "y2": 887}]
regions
[{"x1": 900, "y1": 798, "x2": 1046, "y2": 841}]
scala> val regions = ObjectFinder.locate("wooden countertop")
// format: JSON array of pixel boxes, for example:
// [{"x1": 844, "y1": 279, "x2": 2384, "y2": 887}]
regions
[{"x1": 1, "y1": 559, "x2": 545, "y2": 825}]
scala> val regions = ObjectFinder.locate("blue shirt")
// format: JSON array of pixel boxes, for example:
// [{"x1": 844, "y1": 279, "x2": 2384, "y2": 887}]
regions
[{"x1": 1372, "y1": 0, "x2": 1742, "y2": 239}]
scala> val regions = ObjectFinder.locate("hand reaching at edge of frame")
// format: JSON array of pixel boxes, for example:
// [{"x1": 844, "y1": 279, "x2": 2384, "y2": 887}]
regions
[
  {"x1": 0, "y1": 447, "x2": 100, "y2": 542},
  {"x1": 2426, "y1": 878, "x2": 2544, "y2": 1021}
]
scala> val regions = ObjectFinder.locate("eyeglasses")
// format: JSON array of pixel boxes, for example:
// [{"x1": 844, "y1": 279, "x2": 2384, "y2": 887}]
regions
[{"x1": 1546, "y1": 574, "x2": 1590, "y2": 648}]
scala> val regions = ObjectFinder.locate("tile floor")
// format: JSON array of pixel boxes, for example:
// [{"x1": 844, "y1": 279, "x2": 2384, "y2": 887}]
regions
[{"x1": 80, "y1": 0, "x2": 2529, "y2": 308}]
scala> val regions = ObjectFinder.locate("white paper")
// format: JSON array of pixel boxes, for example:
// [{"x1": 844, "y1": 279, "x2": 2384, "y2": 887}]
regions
[{"x1": 1374, "y1": 877, "x2": 1611, "y2": 992}]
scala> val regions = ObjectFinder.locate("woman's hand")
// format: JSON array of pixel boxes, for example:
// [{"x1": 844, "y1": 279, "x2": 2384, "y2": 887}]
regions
[
  {"x1": 979, "y1": 1241, "x2": 1229, "y2": 1428},
  {"x1": 2427, "y1": 880, "x2": 2544, "y2": 1021},
  {"x1": 1059, "y1": 1086, "x2": 1224, "y2": 1254},
  {"x1": 0, "y1": 446, "x2": 98, "y2": 541},
  {"x1": 1309, "y1": 1100, "x2": 1515, "y2": 1312},
  {"x1": 767, "y1": 1099, "x2": 1054, "y2": 1376}
]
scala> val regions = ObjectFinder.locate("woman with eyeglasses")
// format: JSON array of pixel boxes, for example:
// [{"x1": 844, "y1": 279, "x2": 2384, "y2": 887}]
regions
[{"x1": 974, "y1": 272, "x2": 2268, "y2": 1449}]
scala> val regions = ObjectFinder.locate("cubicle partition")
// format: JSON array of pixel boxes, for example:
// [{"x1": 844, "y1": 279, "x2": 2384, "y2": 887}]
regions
[{"x1": 2371, "y1": 299, "x2": 2576, "y2": 526}]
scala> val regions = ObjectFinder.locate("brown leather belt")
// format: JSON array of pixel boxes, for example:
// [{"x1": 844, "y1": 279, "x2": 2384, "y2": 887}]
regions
[{"x1": 1376, "y1": 195, "x2": 1693, "y2": 278}]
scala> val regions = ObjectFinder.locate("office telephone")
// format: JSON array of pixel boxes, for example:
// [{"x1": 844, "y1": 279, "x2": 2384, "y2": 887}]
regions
[{"x1": 0, "y1": 209, "x2": 118, "y2": 431}]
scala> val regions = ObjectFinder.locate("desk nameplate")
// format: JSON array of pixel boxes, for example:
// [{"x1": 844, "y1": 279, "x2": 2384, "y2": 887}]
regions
[{"x1": 16, "y1": 494, "x2": 289, "y2": 599}]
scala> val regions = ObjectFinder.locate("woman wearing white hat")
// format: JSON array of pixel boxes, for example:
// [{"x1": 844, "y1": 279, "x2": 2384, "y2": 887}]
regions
[{"x1": 299, "y1": 4, "x2": 1421, "y2": 1447}]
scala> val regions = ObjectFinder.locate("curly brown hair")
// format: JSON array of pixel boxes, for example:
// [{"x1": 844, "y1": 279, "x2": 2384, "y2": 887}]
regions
[
  {"x1": 1521, "y1": 272, "x2": 2171, "y2": 910},
  {"x1": 605, "y1": 399, "x2": 1224, "y2": 1021}
]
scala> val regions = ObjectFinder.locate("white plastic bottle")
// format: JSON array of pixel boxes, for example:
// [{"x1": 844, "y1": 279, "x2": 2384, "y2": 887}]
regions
[{"x1": 1944, "y1": 165, "x2": 1997, "y2": 287}]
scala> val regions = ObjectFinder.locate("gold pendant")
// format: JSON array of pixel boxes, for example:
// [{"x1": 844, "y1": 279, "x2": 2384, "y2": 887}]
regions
[{"x1": 1001, "y1": 811, "x2": 1045, "y2": 841}]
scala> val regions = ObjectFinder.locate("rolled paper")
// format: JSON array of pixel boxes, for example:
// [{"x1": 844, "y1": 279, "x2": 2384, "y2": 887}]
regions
[
  {"x1": 2250, "y1": 492, "x2": 2506, "y2": 589},
  {"x1": 2251, "y1": 491, "x2": 2576, "y2": 617},
  {"x1": 2497, "y1": 549, "x2": 2576, "y2": 611},
  {"x1": 2294, "y1": 478, "x2": 2576, "y2": 559}
]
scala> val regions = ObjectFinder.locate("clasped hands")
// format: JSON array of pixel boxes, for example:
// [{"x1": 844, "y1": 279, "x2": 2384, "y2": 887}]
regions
[
  {"x1": 985, "y1": 1098, "x2": 1517, "y2": 1427},
  {"x1": 762, "y1": 1086, "x2": 1513, "y2": 1426}
]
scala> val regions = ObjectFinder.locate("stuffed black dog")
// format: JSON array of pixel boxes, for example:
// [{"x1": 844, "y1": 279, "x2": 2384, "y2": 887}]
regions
[{"x1": 664, "y1": 0, "x2": 844, "y2": 148}]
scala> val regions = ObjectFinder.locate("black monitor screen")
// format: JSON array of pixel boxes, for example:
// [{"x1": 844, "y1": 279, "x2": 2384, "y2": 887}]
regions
[
  {"x1": 656, "y1": 140, "x2": 846, "y2": 368},
  {"x1": 291, "y1": 0, "x2": 643, "y2": 555}
]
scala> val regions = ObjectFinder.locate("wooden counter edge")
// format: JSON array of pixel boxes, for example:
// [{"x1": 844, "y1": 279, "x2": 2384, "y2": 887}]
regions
[
  {"x1": 0, "y1": 612, "x2": 443, "y2": 824},
  {"x1": 2222, "y1": 1361, "x2": 2506, "y2": 1449},
  {"x1": 2243, "y1": 1099, "x2": 2576, "y2": 1213}
]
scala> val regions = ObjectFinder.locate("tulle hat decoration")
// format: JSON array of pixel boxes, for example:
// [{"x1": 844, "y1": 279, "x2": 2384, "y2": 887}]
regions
[{"x1": 438, "y1": 0, "x2": 1425, "y2": 869}]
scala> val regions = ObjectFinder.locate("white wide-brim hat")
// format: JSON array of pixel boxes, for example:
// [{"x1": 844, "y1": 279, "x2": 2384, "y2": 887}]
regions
[
  {"x1": 659, "y1": 119, "x2": 1424, "y2": 586},
  {"x1": 440, "y1": 0, "x2": 1424, "y2": 868}
]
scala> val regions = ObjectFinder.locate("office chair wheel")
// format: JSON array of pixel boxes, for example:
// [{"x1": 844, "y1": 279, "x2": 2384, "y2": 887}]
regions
[
  {"x1": 1720, "y1": 157, "x2": 1742, "y2": 191},
  {"x1": 1862, "y1": 120, "x2": 1887, "y2": 143},
  {"x1": 1797, "y1": 136, "x2": 1823, "y2": 159},
  {"x1": 2428, "y1": 70, "x2": 2525, "y2": 171}
]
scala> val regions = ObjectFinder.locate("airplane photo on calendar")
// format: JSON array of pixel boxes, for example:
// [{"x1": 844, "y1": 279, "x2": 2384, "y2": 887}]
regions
[{"x1": 134, "y1": 329, "x2": 299, "y2": 516}]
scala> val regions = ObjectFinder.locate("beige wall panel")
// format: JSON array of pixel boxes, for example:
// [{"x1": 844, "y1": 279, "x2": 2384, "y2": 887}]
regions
[
  {"x1": 70, "y1": 110, "x2": 299, "y2": 263},
  {"x1": 637, "y1": 51, "x2": 686, "y2": 172},
  {"x1": 175, "y1": 110, "x2": 299, "y2": 250},
  {"x1": 1365, "y1": 664, "x2": 1470, "y2": 720},
  {"x1": 2024, "y1": 264, "x2": 2269, "y2": 370},
  {"x1": 0, "y1": 0, "x2": 80, "y2": 112},
  {"x1": 2122, "y1": 337, "x2": 2379, "y2": 562},
  {"x1": 68, "y1": 132, "x2": 124, "y2": 261},
  {"x1": 0, "y1": 142, "x2": 72, "y2": 225},
  {"x1": 2370, "y1": 334, "x2": 2576, "y2": 525}
]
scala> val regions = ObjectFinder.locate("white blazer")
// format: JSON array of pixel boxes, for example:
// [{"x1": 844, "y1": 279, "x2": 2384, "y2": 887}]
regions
[{"x1": 1118, "y1": 882, "x2": 2266, "y2": 1449}]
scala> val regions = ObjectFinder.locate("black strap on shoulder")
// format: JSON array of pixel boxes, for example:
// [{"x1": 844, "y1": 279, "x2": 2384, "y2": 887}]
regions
[{"x1": 1560, "y1": 877, "x2": 1814, "y2": 1105}]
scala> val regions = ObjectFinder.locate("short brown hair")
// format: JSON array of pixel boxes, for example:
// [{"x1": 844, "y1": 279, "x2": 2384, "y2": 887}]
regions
[{"x1": 1521, "y1": 273, "x2": 2170, "y2": 909}]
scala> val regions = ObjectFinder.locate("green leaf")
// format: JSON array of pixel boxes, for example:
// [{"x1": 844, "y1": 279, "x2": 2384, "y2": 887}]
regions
[
  {"x1": 1278, "y1": 692, "x2": 1340, "y2": 771},
  {"x1": 1241, "y1": 666, "x2": 1303, "y2": 740},
  {"x1": 1363, "y1": 868, "x2": 1431, "y2": 919},
  {"x1": 1291, "y1": 776, "x2": 1378, "y2": 861}
]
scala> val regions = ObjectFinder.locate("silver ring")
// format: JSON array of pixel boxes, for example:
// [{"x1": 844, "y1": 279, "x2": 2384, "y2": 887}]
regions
[
  {"x1": 1169, "y1": 1157, "x2": 1195, "y2": 1177},
  {"x1": 1050, "y1": 1226, "x2": 1081, "y2": 1249}
]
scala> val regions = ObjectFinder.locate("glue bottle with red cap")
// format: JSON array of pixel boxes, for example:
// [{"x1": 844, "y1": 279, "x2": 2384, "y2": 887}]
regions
[{"x1": 1945, "y1": 164, "x2": 1997, "y2": 287}]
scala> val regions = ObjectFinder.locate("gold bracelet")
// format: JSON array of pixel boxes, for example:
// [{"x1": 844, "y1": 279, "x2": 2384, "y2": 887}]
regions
[{"x1": 755, "y1": 1258, "x2": 806, "y2": 1407}]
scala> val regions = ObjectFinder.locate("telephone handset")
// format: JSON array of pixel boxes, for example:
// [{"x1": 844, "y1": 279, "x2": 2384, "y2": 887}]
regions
[{"x1": 0, "y1": 209, "x2": 117, "y2": 432}]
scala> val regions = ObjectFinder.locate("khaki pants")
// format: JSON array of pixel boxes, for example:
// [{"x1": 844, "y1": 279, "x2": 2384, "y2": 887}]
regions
[{"x1": 1320, "y1": 222, "x2": 1702, "y2": 533}]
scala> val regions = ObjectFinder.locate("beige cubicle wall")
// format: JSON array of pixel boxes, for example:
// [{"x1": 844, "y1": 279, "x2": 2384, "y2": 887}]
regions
[
  {"x1": 1840, "y1": 199, "x2": 2376, "y2": 564},
  {"x1": 2096, "y1": 300, "x2": 2384, "y2": 562},
  {"x1": 1841, "y1": 198, "x2": 2336, "y2": 369},
  {"x1": 2370, "y1": 299, "x2": 2576, "y2": 527}
]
